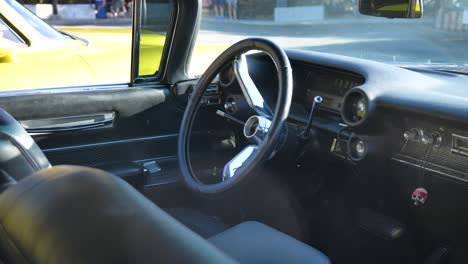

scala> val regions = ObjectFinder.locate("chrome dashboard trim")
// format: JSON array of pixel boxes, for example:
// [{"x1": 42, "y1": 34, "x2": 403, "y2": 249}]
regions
[{"x1": 391, "y1": 155, "x2": 468, "y2": 182}]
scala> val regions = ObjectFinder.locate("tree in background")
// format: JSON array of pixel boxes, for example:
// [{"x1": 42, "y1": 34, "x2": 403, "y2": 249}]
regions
[{"x1": 52, "y1": 0, "x2": 58, "y2": 14}]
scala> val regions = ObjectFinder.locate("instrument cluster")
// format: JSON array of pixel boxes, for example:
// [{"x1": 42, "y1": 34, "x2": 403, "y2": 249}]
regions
[{"x1": 300, "y1": 66, "x2": 364, "y2": 114}]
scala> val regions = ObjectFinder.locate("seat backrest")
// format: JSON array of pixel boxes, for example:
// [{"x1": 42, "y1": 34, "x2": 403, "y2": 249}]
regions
[
  {"x1": 0, "y1": 108, "x2": 51, "y2": 182},
  {"x1": 0, "y1": 166, "x2": 236, "y2": 264}
]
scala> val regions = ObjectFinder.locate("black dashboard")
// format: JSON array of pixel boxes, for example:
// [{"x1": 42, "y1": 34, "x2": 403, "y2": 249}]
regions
[
  {"x1": 176, "y1": 48, "x2": 468, "y2": 245},
  {"x1": 254, "y1": 50, "x2": 468, "y2": 243},
  {"x1": 175, "y1": 47, "x2": 468, "y2": 252},
  {"x1": 196, "y1": 50, "x2": 468, "y2": 185},
  {"x1": 236, "y1": 50, "x2": 468, "y2": 183}
]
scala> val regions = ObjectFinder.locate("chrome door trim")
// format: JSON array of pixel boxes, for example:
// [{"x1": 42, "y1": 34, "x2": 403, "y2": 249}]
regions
[{"x1": 20, "y1": 112, "x2": 115, "y2": 134}]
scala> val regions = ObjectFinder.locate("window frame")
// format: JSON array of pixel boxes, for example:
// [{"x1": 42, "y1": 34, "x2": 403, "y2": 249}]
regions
[
  {"x1": 130, "y1": 0, "x2": 179, "y2": 85},
  {"x1": 131, "y1": 0, "x2": 202, "y2": 86},
  {"x1": 0, "y1": 13, "x2": 28, "y2": 47}
]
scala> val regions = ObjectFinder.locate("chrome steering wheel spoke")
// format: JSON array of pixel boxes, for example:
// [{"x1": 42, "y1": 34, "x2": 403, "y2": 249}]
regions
[
  {"x1": 233, "y1": 54, "x2": 273, "y2": 119},
  {"x1": 222, "y1": 145, "x2": 258, "y2": 181},
  {"x1": 222, "y1": 114, "x2": 272, "y2": 181}
]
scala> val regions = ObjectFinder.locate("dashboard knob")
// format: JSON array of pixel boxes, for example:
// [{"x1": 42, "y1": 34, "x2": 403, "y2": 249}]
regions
[
  {"x1": 421, "y1": 134, "x2": 434, "y2": 145},
  {"x1": 423, "y1": 132, "x2": 442, "y2": 147},
  {"x1": 433, "y1": 132, "x2": 443, "y2": 147},
  {"x1": 355, "y1": 140, "x2": 366, "y2": 155},
  {"x1": 403, "y1": 128, "x2": 422, "y2": 141},
  {"x1": 224, "y1": 96, "x2": 237, "y2": 114}
]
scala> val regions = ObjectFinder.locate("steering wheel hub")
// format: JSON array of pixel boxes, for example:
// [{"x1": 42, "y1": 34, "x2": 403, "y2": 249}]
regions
[{"x1": 243, "y1": 115, "x2": 271, "y2": 140}]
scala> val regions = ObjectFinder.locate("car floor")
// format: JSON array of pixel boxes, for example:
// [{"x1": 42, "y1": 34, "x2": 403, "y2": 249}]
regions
[{"x1": 142, "y1": 152, "x2": 468, "y2": 264}]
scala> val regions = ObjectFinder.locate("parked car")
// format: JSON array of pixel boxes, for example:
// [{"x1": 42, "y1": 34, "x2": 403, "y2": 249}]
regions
[
  {"x1": 0, "y1": 0, "x2": 133, "y2": 90},
  {"x1": 0, "y1": 0, "x2": 227, "y2": 90}
]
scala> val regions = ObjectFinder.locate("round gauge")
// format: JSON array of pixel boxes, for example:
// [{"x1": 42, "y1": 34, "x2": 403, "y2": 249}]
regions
[
  {"x1": 341, "y1": 89, "x2": 369, "y2": 126},
  {"x1": 348, "y1": 135, "x2": 367, "y2": 161},
  {"x1": 218, "y1": 64, "x2": 236, "y2": 87}
]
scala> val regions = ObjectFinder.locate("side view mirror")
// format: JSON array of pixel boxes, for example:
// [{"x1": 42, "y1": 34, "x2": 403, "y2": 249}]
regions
[
  {"x1": 359, "y1": 0, "x2": 423, "y2": 18},
  {"x1": 0, "y1": 47, "x2": 15, "y2": 63},
  {"x1": 0, "y1": 39, "x2": 16, "y2": 63}
]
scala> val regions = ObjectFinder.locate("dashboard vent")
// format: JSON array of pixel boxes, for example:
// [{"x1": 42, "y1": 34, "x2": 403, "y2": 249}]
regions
[
  {"x1": 205, "y1": 83, "x2": 219, "y2": 95},
  {"x1": 201, "y1": 83, "x2": 221, "y2": 106}
]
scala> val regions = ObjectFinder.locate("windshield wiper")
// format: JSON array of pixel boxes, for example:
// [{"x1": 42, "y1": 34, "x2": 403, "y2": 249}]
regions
[
  {"x1": 58, "y1": 30, "x2": 90, "y2": 46},
  {"x1": 437, "y1": 69, "x2": 468, "y2": 75},
  {"x1": 399, "y1": 62, "x2": 468, "y2": 75}
]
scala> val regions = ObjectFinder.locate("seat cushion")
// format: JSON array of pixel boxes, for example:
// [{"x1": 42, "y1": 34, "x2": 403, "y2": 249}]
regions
[
  {"x1": 165, "y1": 208, "x2": 228, "y2": 238},
  {"x1": 209, "y1": 221, "x2": 330, "y2": 264}
]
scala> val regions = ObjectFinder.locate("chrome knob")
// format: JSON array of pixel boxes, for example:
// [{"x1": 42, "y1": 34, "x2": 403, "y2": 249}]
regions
[
  {"x1": 403, "y1": 130, "x2": 415, "y2": 140},
  {"x1": 403, "y1": 128, "x2": 422, "y2": 141},
  {"x1": 224, "y1": 96, "x2": 237, "y2": 114},
  {"x1": 355, "y1": 140, "x2": 366, "y2": 155},
  {"x1": 423, "y1": 132, "x2": 442, "y2": 147},
  {"x1": 433, "y1": 132, "x2": 443, "y2": 147},
  {"x1": 421, "y1": 134, "x2": 434, "y2": 145}
]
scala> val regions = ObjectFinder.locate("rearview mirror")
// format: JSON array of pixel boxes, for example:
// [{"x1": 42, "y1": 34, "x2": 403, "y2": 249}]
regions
[{"x1": 359, "y1": 0, "x2": 423, "y2": 18}]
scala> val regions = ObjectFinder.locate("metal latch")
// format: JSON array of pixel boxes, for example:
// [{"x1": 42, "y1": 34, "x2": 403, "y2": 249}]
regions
[{"x1": 143, "y1": 161, "x2": 162, "y2": 175}]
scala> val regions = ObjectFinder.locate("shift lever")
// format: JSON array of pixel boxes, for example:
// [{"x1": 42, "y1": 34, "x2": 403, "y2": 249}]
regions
[{"x1": 300, "y1": 96, "x2": 323, "y2": 140}]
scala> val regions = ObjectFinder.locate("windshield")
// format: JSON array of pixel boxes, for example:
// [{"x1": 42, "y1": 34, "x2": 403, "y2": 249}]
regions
[
  {"x1": 3, "y1": 0, "x2": 66, "y2": 41},
  {"x1": 189, "y1": 0, "x2": 468, "y2": 75}
]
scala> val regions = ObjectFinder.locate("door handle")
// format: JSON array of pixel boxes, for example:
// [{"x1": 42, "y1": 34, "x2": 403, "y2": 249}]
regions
[{"x1": 20, "y1": 112, "x2": 115, "y2": 134}]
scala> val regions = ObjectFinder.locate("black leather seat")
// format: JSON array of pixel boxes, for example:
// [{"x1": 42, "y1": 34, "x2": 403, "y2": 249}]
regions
[
  {"x1": 210, "y1": 221, "x2": 329, "y2": 264},
  {"x1": 0, "y1": 166, "x2": 330, "y2": 264},
  {"x1": 168, "y1": 209, "x2": 330, "y2": 264}
]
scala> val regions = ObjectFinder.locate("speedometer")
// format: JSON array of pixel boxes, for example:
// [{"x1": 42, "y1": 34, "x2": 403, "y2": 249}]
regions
[{"x1": 342, "y1": 89, "x2": 369, "y2": 126}]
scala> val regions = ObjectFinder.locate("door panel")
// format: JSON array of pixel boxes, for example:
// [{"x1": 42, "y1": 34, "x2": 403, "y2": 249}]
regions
[
  {"x1": 0, "y1": 84, "x2": 184, "y2": 190},
  {"x1": 0, "y1": 85, "x2": 167, "y2": 120}
]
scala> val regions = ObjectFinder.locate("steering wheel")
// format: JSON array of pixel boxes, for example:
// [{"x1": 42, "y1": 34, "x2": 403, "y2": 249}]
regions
[{"x1": 178, "y1": 38, "x2": 293, "y2": 195}]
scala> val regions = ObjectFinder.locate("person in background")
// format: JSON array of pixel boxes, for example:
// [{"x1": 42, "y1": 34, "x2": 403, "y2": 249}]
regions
[
  {"x1": 125, "y1": 0, "x2": 133, "y2": 17},
  {"x1": 112, "y1": 0, "x2": 122, "y2": 17},
  {"x1": 213, "y1": 0, "x2": 225, "y2": 19},
  {"x1": 95, "y1": 0, "x2": 107, "y2": 18},
  {"x1": 226, "y1": 0, "x2": 237, "y2": 20}
]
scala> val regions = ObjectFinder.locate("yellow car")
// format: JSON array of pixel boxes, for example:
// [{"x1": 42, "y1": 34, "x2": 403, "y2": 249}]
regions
[
  {"x1": 0, "y1": 0, "x2": 230, "y2": 90},
  {"x1": 0, "y1": 0, "x2": 133, "y2": 90}
]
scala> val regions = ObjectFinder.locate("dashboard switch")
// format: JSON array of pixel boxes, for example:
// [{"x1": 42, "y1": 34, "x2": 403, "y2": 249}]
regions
[
  {"x1": 423, "y1": 132, "x2": 442, "y2": 147},
  {"x1": 421, "y1": 134, "x2": 434, "y2": 145},
  {"x1": 404, "y1": 128, "x2": 442, "y2": 147},
  {"x1": 403, "y1": 128, "x2": 422, "y2": 141}
]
